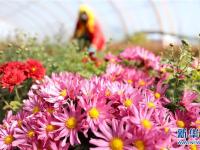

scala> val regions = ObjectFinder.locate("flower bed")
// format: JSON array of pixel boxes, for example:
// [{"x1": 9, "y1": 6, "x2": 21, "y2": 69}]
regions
[{"x1": 0, "y1": 44, "x2": 199, "y2": 150}]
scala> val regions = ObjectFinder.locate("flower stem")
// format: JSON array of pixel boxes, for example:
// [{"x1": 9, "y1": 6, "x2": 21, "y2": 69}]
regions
[{"x1": 15, "y1": 87, "x2": 20, "y2": 101}]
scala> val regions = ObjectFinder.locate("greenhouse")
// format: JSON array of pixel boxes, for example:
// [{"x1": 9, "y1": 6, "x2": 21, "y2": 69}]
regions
[
  {"x1": 0, "y1": 0, "x2": 200, "y2": 43},
  {"x1": 0, "y1": 1, "x2": 199, "y2": 150}
]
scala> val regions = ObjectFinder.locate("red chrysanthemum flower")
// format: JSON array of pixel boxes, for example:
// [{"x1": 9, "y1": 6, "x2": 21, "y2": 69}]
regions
[
  {"x1": 0, "y1": 68, "x2": 26, "y2": 92},
  {"x1": 26, "y1": 59, "x2": 46, "y2": 80},
  {"x1": 0, "y1": 61, "x2": 26, "y2": 74},
  {"x1": 0, "y1": 61, "x2": 28, "y2": 92}
]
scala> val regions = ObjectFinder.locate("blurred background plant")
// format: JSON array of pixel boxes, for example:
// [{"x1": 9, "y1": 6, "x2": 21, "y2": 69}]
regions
[
  {"x1": 128, "y1": 32, "x2": 148, "y2": 45},
  {"x1": 0, "y1": 32, "x2": 106, "y2": 77},
  {"x1": 162, "y1": 40, "x2": 200, "y2": 111}
]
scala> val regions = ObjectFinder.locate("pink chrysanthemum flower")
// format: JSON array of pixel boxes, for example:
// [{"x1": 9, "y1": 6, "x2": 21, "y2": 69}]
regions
[
  {"x1": 128, "y1": 104, "x2": 155, "y2": 131},
  {"x1": 79, "y1": 95, "x2": 113, "y2": 132},
  {"x1": 180, "y1": 90, "x2": 199, "y2": 110},
  {"x1": 105, "y1": 81, "x2": 123, "y2": 97},
  {"x1": 121, "y1": 67, "x2": 154, "y2": 88},
  {"x1": 43, "y1": 102, "x2": 57, "y2": 115},
  {"x1": 52, "y1": 102, "x2": 85, "y2": 146},
  {"x1": 37, "y1": 113, "x2": 57, "y2": 147},
  {"x1": 133, "y1": 72, "x2": 154, "y2": 88},
  {"x1": 122, "y1": 68, "x2": 136, "y2": 85},
  {"x1": 129, "y1": 127, "x2": 155, "y2": 149},
  {"x1": 36, "y1": 76, "x2": 68, "y2": 107},
  {"x1": 171, "y1": 110, "x2": 194, "y2": 130},
  {"x1": 0, "y1": 119, "x2": 17, "y2": 150},
  {"x1": 90, "y1": 119, "x2": 132, "y2": 150},
  {"x1": 139, "y1": 99, "x2": 158, "y2": 113},
  {"x1": 105, "y1": 81, "x2": 134, "y2": 100},
  {"x1": 23, "y1": 95, "x2": 43, "y2": 115},
  {"x1": 80, "y1": 77, "x2": 113, "y2": 102},
  {"x1": 51, "y1": 72, "x2": 81, "y2": 100},
  {"x1": 14, "y1": 110, "x2": 29, "y2": 129},
  {"x1": 13, "y1": 118, "x2": 38, "y2": 149},
  {"x1": 121, "y1": 68, "x2": 151, "y2": 86},
  {"x1": 104, "y1": 63, "x2": 124, "y2": 81},
  {"x1": 139, "y1": 89, "x2": 165, "y2": 110},
  {"x1": 89, "y1": 76, "x2": 111, "y2": 98},
  {"x1": 104, "y1": 52, "x2": 121, "y2": 63},
  {"x1": 120, "y1": 47, "x2": 161, "y2": 70},
  {"x1": 153, "y1": 110, "x2": 183, "y2": 149},
  {"x1": 34, "y1": 72, "x2": 81, "y2": 106},
  {"x1": 118, "y1": 90, "x2": 142, "y2": 117},
  {"x1": 80, "y1": 79, "x2": 97, "y2": 99},
  {"x1": 179, "y1": 91, "x2": 200, "y2": 120},
  {"x1": 1, "y1": 111, "x2": 14, "y2": 126},
  {"x1": 153, "y1": 109, "x2": 175, "y2": 135},
  {"x1": 30, "y1": 89, "x2": 61, "y2": 115},
  {"x1": 154, "y1": 79, "x2": 169, "y2": 100},
  {"x1": 191, "y1": 117, "x2": 200, "y2": 129},
  {"x1": 186, "y1": 106, "x2": 200, "y2": 121}
]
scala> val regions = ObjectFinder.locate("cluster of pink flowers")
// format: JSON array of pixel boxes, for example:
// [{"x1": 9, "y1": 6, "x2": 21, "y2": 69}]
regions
[
  {"x1": 105, "y1": 47, "x2": 161, "y2": 71},
  {"x1": 0, "y1": 47, "x2": 199, "y2": 150},
  {"x1": 120, "y1": 47, "x2": 161, "y2": 70}
]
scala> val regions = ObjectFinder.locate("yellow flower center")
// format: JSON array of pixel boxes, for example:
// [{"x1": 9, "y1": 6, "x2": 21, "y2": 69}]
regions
[
  {"x1": 60, "y1": 89, "x2": 67, "y2": 97},
  {"x1": 65, "y1": 117, "x2": 77, "y2": 129},
  {"x1": 32, "y1": 106, "x2": 40, "y2": 114},
  {"x1": 160, "y1": 68, "x2": 166, "y2": 73},
  {"x1": 2, "y1": 124, "x2": 7, "y2": 129},
  {"x1": 89, "y1": 107, "x2": 100, "y2": 119},
  {"x1": 154, "y1": 92, "x2": 161, "y2": 99},
  {"x1": 105, "y1": 89, "x2": 111, "y2": 97},
  {"x1": 124, "y1": 99, "x2": 132, "y2": 108},
  {"x1": 134, "y1": 140, "x2": 145, "y2": 150},
  {"x1": 160, "y1": 148, "x2": 168, "y2": 150},
  {"x1": 47, "y1": 107, "x2": 54, "y2": 114},
  {"x1": 195, "y1": 120, "x2": 200, "y2": 129},
  {"x1": 4, "y1": 135, "x2": 14, "y2": 145},
  {"x1": 139, "y1": 80, "x2": 146, "y2": 86},
  {"x1": 190, "y1": 144, "x2": 197, "y2": 150},
  {"x1": 110, "y1": 58, "x2": 116, "y2": 63},
  {"x1": 195, "y1": 120, "x2": 200, "y2": 124},
  {"x1": 141, "y1": 119, "x2": 152, "y2": 129},
  {"x1": 110, "y1": 138, "x2": 123, "y2": 150},
  {"x1": 176, "y1": 120, "x2": 185, "y2": 128},
  {"x1": 46, "y1": 124, "x2": 55, "y2": 132},
  {"x1": 32, "y1": 67, "x2": 36, "y2": 72},
  {"x1": 27, "y1": 130, "x2": 35, "y2": 138},
  {"x1": 111, "y1": 76, "x2": 116, "y2": 81},
  {"x1": 17, "y1": 120, "x2": 22, "y2": 128},
  {"x1": 147, "y1": 102, "x2": 155, "y2": 108},
  {"x1": 127, "y1": 79, "x2": 132, "y2": 84},
  {"x1": 164, "y1": 127, "x2": 169, "y2": 133}
]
